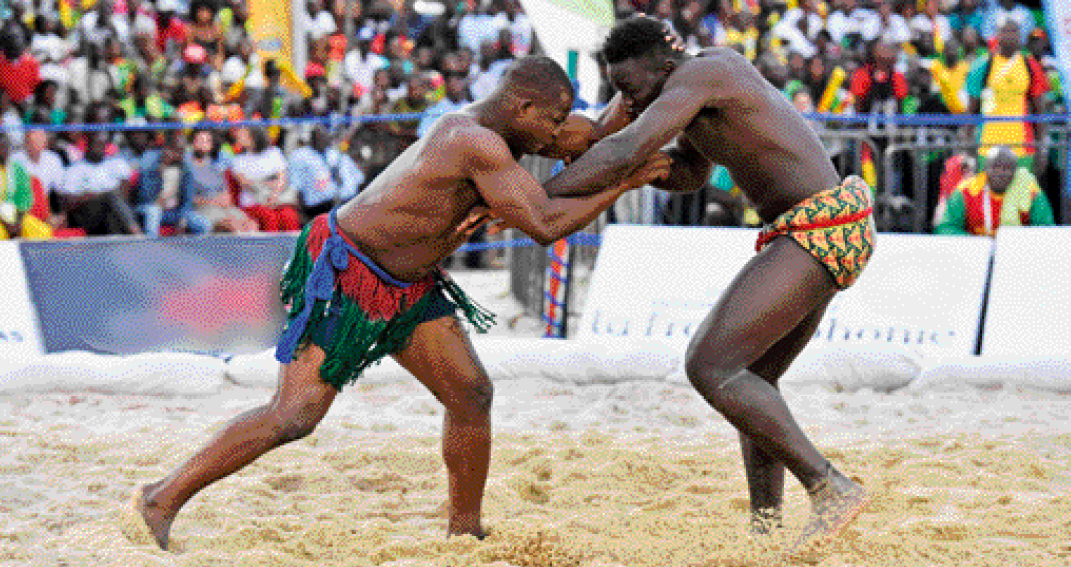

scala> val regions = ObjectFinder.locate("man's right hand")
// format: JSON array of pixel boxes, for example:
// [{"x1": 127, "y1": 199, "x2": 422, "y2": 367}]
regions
[{"x1": 619, "y1": 151, "x2": 672, "y2": 190}]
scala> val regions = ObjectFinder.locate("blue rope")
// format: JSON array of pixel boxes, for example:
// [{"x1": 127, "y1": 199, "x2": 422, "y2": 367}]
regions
[
  {"x1": 5, "y1": 112, "x2": 1070, "y2": 134},
  {"x1": 455, "y1": 233, "x2": 603, "y2": 253}
]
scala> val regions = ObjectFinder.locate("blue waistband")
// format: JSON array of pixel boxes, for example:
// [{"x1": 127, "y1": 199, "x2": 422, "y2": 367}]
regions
[{"x1": 329, "y1": 210, "x2": 416, "y2": 288}]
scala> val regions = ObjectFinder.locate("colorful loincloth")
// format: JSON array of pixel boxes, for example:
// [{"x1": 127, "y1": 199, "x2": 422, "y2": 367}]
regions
[
  {"x1": 275, "y1": 210, "x2": 495, "y2": 390},
  {"x1": 755, "y1": 176, "x2": 876, "y2": 289}
]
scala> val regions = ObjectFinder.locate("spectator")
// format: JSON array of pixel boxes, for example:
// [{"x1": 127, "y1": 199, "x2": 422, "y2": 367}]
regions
[
  {"x1": 183, "y1": 128, "x2": 258, "y2": 233},
  {"x1": 386, "y1": 72, "x2": 431, "y2": 144},
  {"x1": 982, "y1": 0, "x2": 1034, "y2": 43},
  {"x1": 343, "y1": 26, "x2": 388, "y2": 97},
  {"x1": 155, "y1": 0, "x2": 188, "y2": 59},
  {"x1": 929, "y1": 38, "x2": 971, "y2": 113},
  {"x1": 229, "y1": 126, "x2": 300, "y2": 232},
  {"x1": 967, "y1": 18, "x2": 1048, "y2": 167},
  {"x1": 0, "y1": 131, "x2": 52, "y2": 239},
  {"x1": 186, "y1": 0, "x2": 225, "y2": 70},
  {"x1": 120, "y1": 74, "x2": 176, "y2": 121},
  {"x1": 9, "y1": 123, "x2": 66, "y2": 222},
  {"x1": 851, "y1": 41, "x2": 908, "y2": 113},
  {"x1": 873, "y1": 0, "x2": 911, "y2": 45},
  {"x1": 949, "y1": 0, "x2": 985, "y2": 37},
  {"x1": 131, "y1": 128, "x2": 207, "y2": 236},
  {"x1": 56, "y1": 132, "x2": 142, "y2": 236},
  {"x1": 470, "y1": 35, "x2": 514, "y2": 100},
  {"x1": 113, "y1": 0, "x2": 159, "y2": 48},
  {"x1": 418, "y1": 53, "x2": 474, "y2": 137},
  {"x1": 288, "y1": 125, "x2": 361, "y2": 221},
  {"x1": 0, "y1": 18, "x2": 40, "y2": 106},
  {"x1": 935, "y1": 146, "x2": 1054, "y2": 235}
]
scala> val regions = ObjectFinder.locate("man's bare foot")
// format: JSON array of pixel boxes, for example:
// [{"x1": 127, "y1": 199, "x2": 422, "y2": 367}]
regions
[
  {"x1": 748, "y1": 507, "x2": 783, "y2": 535},
  {"x1": 790, "y1": 470, "x2": 868, "y2": 555},
  {"x1": 132, "y1": 484, "x2": 174, "y2": 550}
]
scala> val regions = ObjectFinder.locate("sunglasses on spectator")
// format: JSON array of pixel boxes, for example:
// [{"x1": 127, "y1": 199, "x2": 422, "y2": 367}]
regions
[{"x1": 444, "y1": 71, "x2": 467, "y2": 79}]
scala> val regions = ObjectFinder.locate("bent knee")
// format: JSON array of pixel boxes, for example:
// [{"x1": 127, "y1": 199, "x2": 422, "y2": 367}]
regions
[
  {"x1": 684, "y1": 346, "x2": 738, "y2": 389},
  {"x1": 271, "y1": 406, "x2": 324, "y2": 444},
  {"x1": 442, "y1": 379, "x2": 494, "y2": 419}
]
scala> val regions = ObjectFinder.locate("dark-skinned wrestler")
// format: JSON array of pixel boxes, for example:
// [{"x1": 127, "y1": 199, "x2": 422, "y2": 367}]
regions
[
  {"x1": 132, "y1": 55, "x2": 670, "y2": 551},
  {"x1": 544, "y1": 17, "x2": 875, "y2": 551}
]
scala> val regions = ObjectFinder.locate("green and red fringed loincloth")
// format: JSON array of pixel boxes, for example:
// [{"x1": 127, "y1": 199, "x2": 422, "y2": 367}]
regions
[{"x1": 275, "y1": 211, "x2": 495, "y2": 390}]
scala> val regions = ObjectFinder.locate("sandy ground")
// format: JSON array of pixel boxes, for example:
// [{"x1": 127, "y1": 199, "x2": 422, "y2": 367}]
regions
[{"x1": 2, "y1": 270, "x2": 1070, "y2": 567}]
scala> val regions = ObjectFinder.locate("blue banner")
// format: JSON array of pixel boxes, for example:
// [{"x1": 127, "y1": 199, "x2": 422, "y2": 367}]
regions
[{"x1": 19, "y1": 235, "x2": 298, "y2": 356}]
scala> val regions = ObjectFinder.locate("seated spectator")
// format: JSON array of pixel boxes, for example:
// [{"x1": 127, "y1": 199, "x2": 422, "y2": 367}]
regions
[
  {"x1": 186, "y1": 0, "x2": 226, "y2": 70},
  {"x1": 933, "y1": 151, "x2": 977, "y2": 224},
  {"x1": 935, "y1": 146, "x2": 1054, "y2": 236},
  {"x1": 0, "y1": 132, "x2": 53, "y2": 240},
  {"x1": 183, "y1": 128, "x2": 258, "y2": 233},
  {"x1": 9, "y1": 122, "x2": 66, "y2": 227},
  {"x1": 131, "y1": 128, "x2": 209, "y2": 236},
  {"x1": 229, "y1": 127, "x2": 300, "y2": 232},
  {"x1": 55, "y1": 132, "x2": 142, "y2": 236},
  {"x1": 417, "y1": 53, "x2": 474, "y2": 137},
  {"x1": 289, "y1": 126, "x2": 361, "y2": 221},
  {"x1": 0, "y1": 18, "x2": 41, "y2": 107},
  {"x1": 119, "y1": 75, "x2": 176, "y2": 122},
  {"x1": 387, "y1": 72, "x2": 432, "y2": 144}
]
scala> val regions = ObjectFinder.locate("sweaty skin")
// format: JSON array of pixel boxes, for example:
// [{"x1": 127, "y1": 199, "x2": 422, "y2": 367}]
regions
[
  {"x1": 547, "y1": 42, "x2": 870, "y2": 552},
  {"x1": 132, "y1": 65, "x2": 669, "y2": 551},
  {"x1": 338, "y1": 108, "x2": 664, "y2": 282},
  {"x1": 548, "y1": 47, "x2": 839, "y2": 222}
]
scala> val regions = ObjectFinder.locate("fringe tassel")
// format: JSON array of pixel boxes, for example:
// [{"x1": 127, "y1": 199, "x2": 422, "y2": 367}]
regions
[
  {"x1": 278, "y1": 225, "x2": 497, "y2": 389},
  {"x1": 438, "y1": 273, "x2": 497, "y2": 332}
]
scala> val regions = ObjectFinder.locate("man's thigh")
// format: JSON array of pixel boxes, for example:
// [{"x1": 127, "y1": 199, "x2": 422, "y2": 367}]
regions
[{"x1": 686, "y1": 237, "x2": 837, "y2": 372}]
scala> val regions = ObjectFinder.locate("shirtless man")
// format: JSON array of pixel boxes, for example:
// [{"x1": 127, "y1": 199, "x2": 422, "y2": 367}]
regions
[
  {"x1": 133, "y1": 55, "x2": 668, "y2": 550},
  {"x1": 544, "y1": 16, "x2": 875, "y2": 550}
]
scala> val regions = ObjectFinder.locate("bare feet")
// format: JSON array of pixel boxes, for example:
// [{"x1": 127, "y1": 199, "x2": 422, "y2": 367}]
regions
[
  {"x1": 790, "y1": 470, "x2": 868, "y2": 555},
  {"x1": 133, "y1": 484, "x2": 175, "y2": 550},
  {"x1": 748, "y1": 507, "x2": 783, "y2": 535}
]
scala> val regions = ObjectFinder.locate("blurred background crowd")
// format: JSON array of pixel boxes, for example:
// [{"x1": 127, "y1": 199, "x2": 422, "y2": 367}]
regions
[{"x1": 0, "y1": 0, "x2": 1064, "y2": 248}]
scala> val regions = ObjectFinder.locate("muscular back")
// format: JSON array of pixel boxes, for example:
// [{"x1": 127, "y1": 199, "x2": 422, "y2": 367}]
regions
[
  {"x1": 335, "y1": 113, "x2": 490, "y2": 282},
  {"x1": 678, "y1": 49, "x2": 840, "y2": 221}
]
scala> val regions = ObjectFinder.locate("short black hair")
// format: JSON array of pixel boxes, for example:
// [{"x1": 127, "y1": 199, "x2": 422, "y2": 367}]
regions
[
  {"x1": 500, "y1": 55, "x2": 574, "y2": 101},
  {"x1": 600, "y1": 16, "x2": 681, "y2": 65}
]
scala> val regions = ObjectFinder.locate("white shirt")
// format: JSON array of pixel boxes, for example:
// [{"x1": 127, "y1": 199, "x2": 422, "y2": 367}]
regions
[
  {"x1": 877, "y1": 14, "x2": 911, "y2": 44},
  {"x1": 10, "y1": 150, "x2": 66, "y2": 194},
  {"x1": 231, "y1": 147, "x2": 287, "y2": 183},
  {"x1": 59, "y1": 157, "x2": 133, "y2": 196},
  {"x1": 457, "y1": 12, "x2": 509, "y2": 54}
]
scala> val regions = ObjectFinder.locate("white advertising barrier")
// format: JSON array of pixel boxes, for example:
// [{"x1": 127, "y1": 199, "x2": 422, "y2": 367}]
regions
[
  {"x1": 577, "y1": 225, "x2": 993, "y2": 359},
  {"x1": 982, "y1": 226, "x2": 1071, "y2": 357},
  {"x1": 0, "y1": 242, "x2": 44, "y2": 363}
]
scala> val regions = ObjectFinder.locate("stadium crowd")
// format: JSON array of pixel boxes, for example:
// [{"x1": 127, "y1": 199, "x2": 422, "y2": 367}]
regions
[{"x1": 0, "y1": 0, "x2": 1063, "y2": 242}]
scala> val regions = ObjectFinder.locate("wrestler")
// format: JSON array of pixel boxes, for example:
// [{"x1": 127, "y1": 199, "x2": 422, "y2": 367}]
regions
[
  {"x1": 544, "y1": 16, "x2": 875, "y2": 550},
  {"x1": 133, "y1": 55, "x2": 669, "y2": 550}
]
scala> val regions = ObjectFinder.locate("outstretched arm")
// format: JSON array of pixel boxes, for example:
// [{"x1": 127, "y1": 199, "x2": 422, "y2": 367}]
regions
[
  {"x1": 652, "y1": 135, "x2": 715, "y2": 193},
  {"x1": 464, "y1": 129, "x2": 669, "y2": 245}
]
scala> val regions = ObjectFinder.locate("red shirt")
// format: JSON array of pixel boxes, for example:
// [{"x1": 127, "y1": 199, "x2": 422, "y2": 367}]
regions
[
  {"x1": 850, "y1": 65, "x2": 908, "y2": 110},
  {"x1": 0, "y1": 53, "x2": 41, "y2": 104}
]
